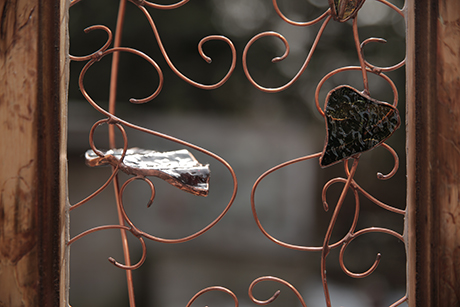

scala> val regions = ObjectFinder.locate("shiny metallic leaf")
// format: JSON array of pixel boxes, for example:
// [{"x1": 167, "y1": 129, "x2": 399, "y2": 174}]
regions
[
  {"x1": 320, "y1": 85, "x2": 400, "y2": 167},
  {"x1": 86, "y1": 148, "x2": 210, "y2": 196}
]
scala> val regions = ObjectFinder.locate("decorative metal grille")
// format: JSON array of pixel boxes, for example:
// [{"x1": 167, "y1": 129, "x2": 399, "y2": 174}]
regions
[{"x1": 68, "y1": 0, "x2": 407, "y2": 306}]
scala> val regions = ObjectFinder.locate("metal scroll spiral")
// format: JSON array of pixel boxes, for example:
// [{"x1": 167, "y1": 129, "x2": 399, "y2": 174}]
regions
[
  {"x1": 68, "y1": 1, "x2": 237, "y2": 306},
  {"x1": 246, "y1": 1, "x2": 407, "y2": 307},
  {"x1": 69, "y1": 0, "x2": 407, "y2": 306}
]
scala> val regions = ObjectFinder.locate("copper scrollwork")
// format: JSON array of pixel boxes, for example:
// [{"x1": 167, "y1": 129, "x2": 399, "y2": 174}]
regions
[
  {"x1": 68, "y1": 0, "x2": 237, "y2": 306},
  {"x1": 69, "y1": 0, "x2": 407, "y2": 306},
  {"x1": 247, "y1": 0, "x2": 407, "y2": 306}
]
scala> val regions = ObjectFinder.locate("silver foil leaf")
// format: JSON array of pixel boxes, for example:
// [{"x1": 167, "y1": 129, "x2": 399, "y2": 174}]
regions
[{"x1": 85, "y1": 148, "x2": 210, "y2": 196}]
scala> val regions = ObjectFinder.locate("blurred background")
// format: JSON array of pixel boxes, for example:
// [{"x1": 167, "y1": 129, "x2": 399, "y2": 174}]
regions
[{"x1": 67, "y1": 0, "x2": 407, "y2": 306}]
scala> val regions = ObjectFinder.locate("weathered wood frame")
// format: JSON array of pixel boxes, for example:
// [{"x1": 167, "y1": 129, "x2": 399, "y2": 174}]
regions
[
  {"x1": 0, "y1": 0, "x2": 69, "y2": 306},
  {"x1": 0, "y1": 0, "x2": 459, "y2": 306},
  {"x1": 406, "y1": 0, "x2": 460, "y2": 306}
]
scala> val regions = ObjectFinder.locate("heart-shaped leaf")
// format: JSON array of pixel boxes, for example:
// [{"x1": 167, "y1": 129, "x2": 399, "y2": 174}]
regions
[{"x1": 320, "y1": 85, "x2": 400, "y2": 167}]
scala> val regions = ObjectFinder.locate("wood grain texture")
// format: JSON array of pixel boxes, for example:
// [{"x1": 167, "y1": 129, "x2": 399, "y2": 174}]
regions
[
  {"x1": 0, "y1": 0, "x2": 68, "y2": 306},
  {"x1": 406, "y1": 1, "x2": 438, "y2": 304},
  {"x1": 407, "y1": 0, "x2": 460, "y2": 306},
  {"x1": 0, "y1": 1, "x2": 40, "y2": 306},
  {"x1": 436, "y1": 0, "x2": 460, "y2": 305}
]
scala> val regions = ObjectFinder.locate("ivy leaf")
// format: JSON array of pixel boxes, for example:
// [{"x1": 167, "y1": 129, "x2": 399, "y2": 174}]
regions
[{"x1": 320, "y1": 85, "x2": 400, "y2": 168}]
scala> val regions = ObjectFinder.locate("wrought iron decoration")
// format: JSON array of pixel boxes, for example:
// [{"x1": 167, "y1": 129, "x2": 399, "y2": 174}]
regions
[
  {"x1": 69, "y1": 0, "x2": 407, "y2": 306},
  {"x1": 245, "y1": 0, "x2": 407, "y2": 306},
  {"x1": 68, "y1": 0, "x2": 238, "y2": 305}
]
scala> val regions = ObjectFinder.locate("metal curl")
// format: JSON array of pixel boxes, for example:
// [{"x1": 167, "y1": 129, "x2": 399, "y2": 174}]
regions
[
  {"x1": 321, "y1": 177, "x2": 350, "y2": 212},
  {"x1": 136, "y1": 5, "x2": 236, "y2": 90},
  {"x1": 340, "y1": 244, "x2": 381, "y2": 278},
  {"x1": 69, "y1": 25, "x2": 113, "y2": 62},
  {"x1": 360, "y1": 38, "x2": 406, "y2": 73},
  {"x1": 143, "y1": 177, "x2": 156, "y2": 208},
  {"x1": 272, "y1": 0, "x2": 331, "y2": 27},
  {"x1": 69, "y1": 119, "x2": 128, "y2": 211},
  {"x1": 242, "y1": 15, "x2": 331, "y2": 93},
  {"x1": 88, "y1": 119, "x2": 128, "y2": 159},
  {"x1": 315, "y1": 65, "x2": 399, "y2": 117},
  {"x1": 248, "y1": 276, "x2": 307, "y2": 307},
  {"x1": 376, "y1": 142, "x2": 400, "y2": 180},
  {"x1": 78, "y1": 47, "x2": 164, "y2": 111},
  {"x1": 355, "y1": 0, "x2": 405, "y2": 75},
  {"x1": 108, "y1": 236, "x2": 147, "y2": 270},
  {"x1": 116, "y1": 176, "x2": 156, "y2": 231},
  {"x1": 244, "y1": 31, "x2": 290, "y2": 65},
  {"x1": 122, "y1": 176, "x2": 156, "y2": 208},
  {"x1": 198, "y1": 35, "x2": 231, "y2": 64},
  {"x1": 67, "y1": 224, "x2": 147, "y2": 270},
  {"x1": 338, "y1": 227, "x2": 404, "y2": 278},
  {"x1": 186, "y1": 286, "x2": 238, "y2": 307}
]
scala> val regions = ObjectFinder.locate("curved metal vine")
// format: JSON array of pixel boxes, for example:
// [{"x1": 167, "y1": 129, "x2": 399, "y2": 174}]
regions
[
  {"x1": 69, "y1": 0, "x2": 407, "y2": 306},
  {"x1": 247, "y1": 0, "x2": 407, "y2": 306},
  {"x1": 68, "y1": 0, "x2": 238, "y2": 306}
]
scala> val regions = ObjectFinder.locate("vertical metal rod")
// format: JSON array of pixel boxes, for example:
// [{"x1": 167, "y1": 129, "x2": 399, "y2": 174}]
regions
[
  {"x1": 352, "y1": 17, "x2": 369, "y2": 95},
  {"x1": 108, "y1": 0, "x2": 136, "y2": 306},
  {"x1": 109, "y1": 0, "x2": 127, "y2": 145},
  {"x1": 113, "y1": 174, "x2": 136, "y2": 307}
]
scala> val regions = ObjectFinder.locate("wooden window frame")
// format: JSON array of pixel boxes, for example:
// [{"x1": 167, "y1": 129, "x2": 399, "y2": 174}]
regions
[
  {"x1": 0, "y1": 0, "x2": 68, "y2": 306},
  {"x1": 1, "y1": 0, "x2": 459, "y2": 306},
  {"x1": 406, "y1": 0, "x2": 460, "y2": 306}
]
